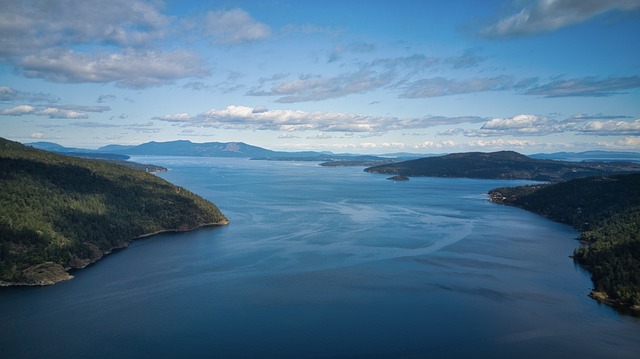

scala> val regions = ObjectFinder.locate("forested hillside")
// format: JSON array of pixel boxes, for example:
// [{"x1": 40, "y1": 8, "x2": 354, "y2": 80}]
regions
[
  {"x1": 0, "y1": 138, "x2": 228, "y2": 285},
  {"x1": 365, "y1": 151, "x2": 640, "y2": 181},
  {"x1": 489, "y1": 174, "x2": 640, "y2": 312}
]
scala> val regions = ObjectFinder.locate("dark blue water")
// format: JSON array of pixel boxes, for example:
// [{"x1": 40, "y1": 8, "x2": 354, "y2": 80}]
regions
[{"x1": 2, "y1": 157, "x2": 639, "y2": 358}]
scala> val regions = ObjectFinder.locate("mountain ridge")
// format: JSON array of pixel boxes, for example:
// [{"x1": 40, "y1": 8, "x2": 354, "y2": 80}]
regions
[{"x1": 27, "y1": 140, "x2": 394, "y2": 162}]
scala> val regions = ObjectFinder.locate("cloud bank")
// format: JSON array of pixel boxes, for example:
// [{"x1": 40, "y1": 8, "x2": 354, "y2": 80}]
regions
[
  {"x1": 0, "y1": 104, "x2": 110, "y2": 119},
  {"x1": 481, "y1": 0, "x2": 640, "y2": 38},
  {"x1": 0, "y1": 1, "x2": 271, "y2": 88},
  {"x1": 154, "y1": 105, "x2": 486, "y2": 133},
  {"x1": 205, "y1": 9, "x2": 271, "y2": 44},
  {"x1": 248, "y1": 51, "x2": 639, "y2": 102},
  {"x1": 524, "y1": 76, "x2": 640, "y2": 97},
  {"x1": 19, "y1": 49, "x2": 207, "y2": 88},
  {"x1": 442, "y1": 114, "x2": 640, "y2": 137}
]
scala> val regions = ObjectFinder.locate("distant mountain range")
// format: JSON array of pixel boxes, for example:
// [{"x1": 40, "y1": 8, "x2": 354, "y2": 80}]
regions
[
  {"x1": 27, "y1": 140, "x2": 639, "y2": 162},
  {"x1": 98, "y1": 140, "x2": 276, "y2": 157},
  {"x1": 364, "y1": 150, "x2": 640, "y2": 182},
  {"x1": 27, "y1": 140, "x2": 393, "y2": 162}
]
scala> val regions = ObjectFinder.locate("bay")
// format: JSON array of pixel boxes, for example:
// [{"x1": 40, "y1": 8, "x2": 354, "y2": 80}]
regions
[{"x1": 1, "y1": 157, "x2": 639, "y2": 358}]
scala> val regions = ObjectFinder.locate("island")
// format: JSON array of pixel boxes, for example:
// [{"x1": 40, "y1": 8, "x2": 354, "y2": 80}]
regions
[
  {"x1": 364, "y1": 150, "x2": 640, "y2": 181},
  {"x1": 387, "y1": 175, "x2": 409, "y2": 181},
  {"x1": 0, "y1": 137, "x2": 228, "y2": 286},
  {"x1": 489, "y1": 173, "x2": 640, "y2": 314}
]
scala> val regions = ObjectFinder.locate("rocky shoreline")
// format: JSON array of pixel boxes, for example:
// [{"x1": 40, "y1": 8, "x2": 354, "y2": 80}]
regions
[
  {"x1": 0, "y1": 221, "x2": 229, "y2": 287},
  {"x1": 589, "y1": 291, "x2": 640, "y2": 316}
]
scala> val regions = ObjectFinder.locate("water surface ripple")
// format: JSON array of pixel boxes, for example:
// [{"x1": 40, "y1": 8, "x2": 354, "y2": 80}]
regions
[{"x1": 1, "y1": 157, "x2": 638, "y2": 358}]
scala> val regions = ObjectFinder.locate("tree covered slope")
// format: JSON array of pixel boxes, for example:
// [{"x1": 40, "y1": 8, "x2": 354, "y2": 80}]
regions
[
  {"x1": 489, "y1": 174, "x2": 640, "y2": 312},
  {"x1": 0, "y1": 138, "x2": 228, "y2": 285}
]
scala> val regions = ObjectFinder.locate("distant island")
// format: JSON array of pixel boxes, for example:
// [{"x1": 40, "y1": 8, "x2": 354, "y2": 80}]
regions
[
  {"x1": 364, "y1": 150, "x2": 640, "y2": 182},
  {"x1": 27, "y1": 140, "x2": 415, "y2": 163},
  {"x1": 0, "y1": 138, "x2": 228, "y2": 286},
  {"x1": 387, "y1": 175, "x2": 409, "y2": 181},
  {"x1": 320, "y1": 160, "x2": 396, "y2": 167},
  {"x1": 489, "y1": 174, "x2": 640, "y2": 314}
]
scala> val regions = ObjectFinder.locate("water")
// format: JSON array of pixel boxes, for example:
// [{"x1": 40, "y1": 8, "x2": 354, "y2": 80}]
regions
[{"x1": 1, "y1": 157, "x2": 639, "y2": 358}]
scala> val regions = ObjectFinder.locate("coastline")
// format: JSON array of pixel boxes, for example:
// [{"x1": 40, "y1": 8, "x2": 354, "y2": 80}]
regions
[
  {"x1": 589, "y1": 291, "x2": 640, "y2": 315},
  {"x1": 0, "y1": 220, "x2": 229, "y2": 287},
  {"x1": 488, "y1": 193, "x2": 640, "y2": 316}
]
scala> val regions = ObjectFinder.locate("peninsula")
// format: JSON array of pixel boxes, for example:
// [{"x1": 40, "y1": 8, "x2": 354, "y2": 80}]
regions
[
  {"x1": 0, "y1": 138, "x2": 228, "y2": 286},
  {"x1": 489, "y1": 173, "x2": 640, "y2": 314}
]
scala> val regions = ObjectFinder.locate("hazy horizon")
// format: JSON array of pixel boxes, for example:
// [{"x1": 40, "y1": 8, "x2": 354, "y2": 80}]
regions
[{"x1": 20, "y1": 137, "x2": 640, "y2": 157}]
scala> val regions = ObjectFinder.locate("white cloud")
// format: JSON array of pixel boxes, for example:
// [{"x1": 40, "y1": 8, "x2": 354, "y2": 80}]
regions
[
  {"x1": 480, "y1": 114, "x2": 566, "y2": 135},
  {"x1": 70, "y1": 121, "x2": 119, "y2": 128},
  {"x1": 278, "y1": 133, "x2": 301, "y2": 139},
  {"x1": 0, "y1": 86, "x2": 59, "y2": 103},
  {"x1": 581, "y1": 119, "x2": 640, "y2": 136},
  {"x1": 58, "y1": 105, "x2": 111, "y2": 113},
  {"x1": 451, "y1": 114, "x2": 640, "y2": 137},
  {"x1": 0, "y1": 0, "x2": 170, "y2": 57},
  {"x1": 463, "y1": 114, "x2": 576, "y2": 136},
  {"x1": 400, "y1": 75, "x2": 516, "y2": 98},
  {"x1": 525, "y1": 76, "x2": 640, "y2": 97},
  {"x1": 276, "y1": 141, "x2": 408, "y2": 152},
  {"x1": 0, "y1": 1, "x2": 211, "y2": 88},
  {"x1": 38, "y1": 107, "x2": 87, "y2": 119},
  {"x1": 247, "y1": 54, "x2": 444, "y2": 102},
  {"x1": 306, "y1": 133, "x2": 333, "y2": 140},
  {"x1": 250, "y1": 64, "x2": 639, "y2": 102},
  {"x1": 615, "y1": 137, "x2": 640, "y2": 147},
  {"x1": 249, "y1": 70, "x2": 394, "y2": 103},
  {"x1": 205, "y1": 9, "x2": 271, "y2": 44},
  {"x1": 19, "y1": 49, "x2": 207, "y2": 88},
  {"x1": 415, "y1": 140, "x2": 457, "y2": 149},
  {"x1": 0, "y1": 105, "x2": 36, "y2": 116},
  {"x1": 153, "y1": 105, "x2": 486, "y2": 133},
  {"x1": 0, "y1": 103, "x2": 110, "y2": 119},
  {"x1": 154, "y1": 113, "x2": 196, "y2": 121},
  {"x1": 481, "y1": 0, "x2": 640, "y2": 38},
  {"x1": 467, "y1": 139, "x2": 540, "y2": 148},
  {"x1": 0, "y1": 87, "x2": 19, "y2": 102}
]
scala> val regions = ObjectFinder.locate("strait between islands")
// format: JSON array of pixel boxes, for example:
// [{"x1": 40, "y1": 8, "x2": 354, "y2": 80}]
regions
[{"x1": 2, "y1": 139, "x2": 639, "y2": 316}]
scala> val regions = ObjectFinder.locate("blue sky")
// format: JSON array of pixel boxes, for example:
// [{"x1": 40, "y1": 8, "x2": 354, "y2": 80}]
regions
[{"x1": 1, "y1": 0, "x2": 639, "y2": 154}]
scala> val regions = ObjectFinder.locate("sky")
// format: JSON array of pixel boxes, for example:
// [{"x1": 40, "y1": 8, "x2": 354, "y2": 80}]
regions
[{"x1": 1, "y1": 0, "x2": 640, "y2": 154}]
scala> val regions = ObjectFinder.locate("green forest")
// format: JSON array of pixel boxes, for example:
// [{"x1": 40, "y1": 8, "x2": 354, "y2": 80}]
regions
[
  {"x1": 489, "y1": 174, "x2": 640, "y2": 311},
  {"x1": 0, "y1": 137, "x2": 228, "y2": 285},
  {"x1": 365, "y1": 150, "x2": 640, "y2": 181}
]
